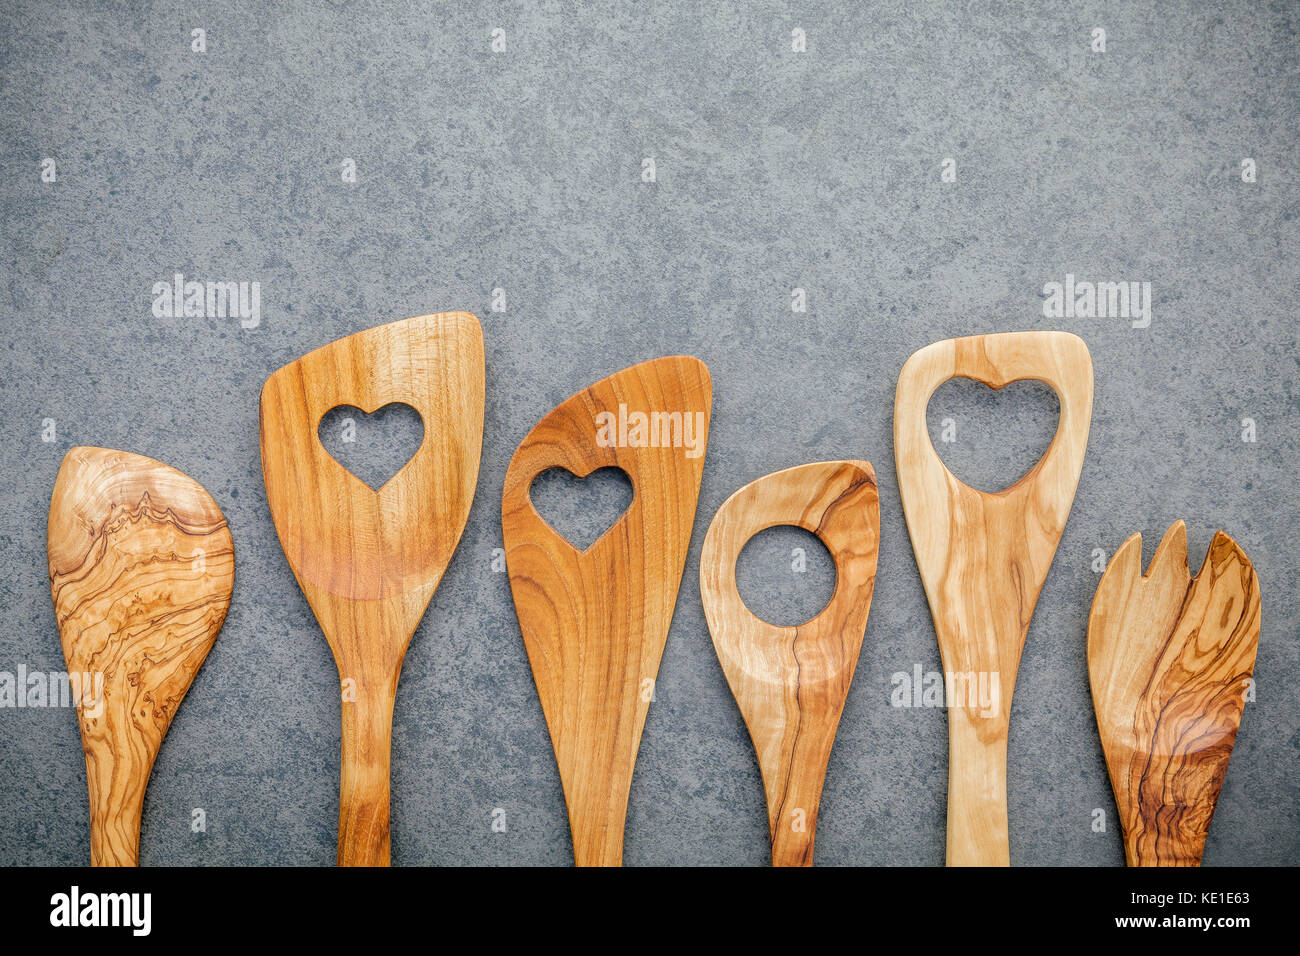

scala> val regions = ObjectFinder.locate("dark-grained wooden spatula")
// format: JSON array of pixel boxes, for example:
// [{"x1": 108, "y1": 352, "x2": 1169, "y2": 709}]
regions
[{"x1": 502, "y1": 356, "x2": 711, "y2": 866}]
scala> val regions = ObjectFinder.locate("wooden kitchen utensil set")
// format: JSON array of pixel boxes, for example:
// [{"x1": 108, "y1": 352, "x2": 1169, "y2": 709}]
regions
[{"x1": 45, "y1": 315, "x2": 1261, "y2": 868}]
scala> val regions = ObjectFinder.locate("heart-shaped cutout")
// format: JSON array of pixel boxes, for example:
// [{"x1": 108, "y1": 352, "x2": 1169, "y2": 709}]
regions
[
  {"x1": 318, "y1": 403, "x2": 425, "y2": 491},
  {"x1": 529, "y1": 466, "x2": 634, "y2": 552},
  {"x1": 927, "y1": 377, "x2": 1060, "y2": 494}
]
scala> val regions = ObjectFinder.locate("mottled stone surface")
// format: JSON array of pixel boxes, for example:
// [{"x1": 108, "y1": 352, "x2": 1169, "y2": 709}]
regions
[{"x1": 0, "y1": 1, "x2": 1295, "y2": 866}]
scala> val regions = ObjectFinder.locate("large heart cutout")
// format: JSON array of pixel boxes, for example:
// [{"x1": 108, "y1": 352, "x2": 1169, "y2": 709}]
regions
[
  {"x1": 926, "y1": 377, "x2": 1060, "y2": 494},
  {"x1": 318, "y1": 403, "x2": 425, "y2": 491},
  {"x1": 528, "y1": 466, "x2": 634, "y2": 552}
]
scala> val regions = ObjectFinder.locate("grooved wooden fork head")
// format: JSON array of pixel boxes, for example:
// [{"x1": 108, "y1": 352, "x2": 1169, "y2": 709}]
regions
[
  {"x1": 1088, "y1": 522, "x2": 1260, "y2": 866},
  {"x1": 48, "y1": 446, "x2": 233, "y2": 866}
]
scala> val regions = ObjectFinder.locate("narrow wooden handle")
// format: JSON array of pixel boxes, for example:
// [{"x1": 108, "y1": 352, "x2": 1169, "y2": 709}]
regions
[
  {"x1": 946, "y1": 711, "x2": 1010, "y2": 866},
  {"x1": 571, "y1": 812, "x2": 626, "y2": 868},
  {"x1": 86, "y1": 745, "x2": 148, "y2": 867},
  {"x1": 767, "y1": 735, "x2": 835, "y2": 868},
  {"x1": 701, "y1": 460, "x2": 879, "y2": 867},
  {"x1": 337, "y1": 676, "x2": 398, "y2": 867}
]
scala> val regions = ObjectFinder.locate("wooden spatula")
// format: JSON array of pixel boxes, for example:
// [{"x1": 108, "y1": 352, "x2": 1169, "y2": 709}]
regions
[
  {"x1": 894, "y1": 331, "x2": 1093, "y2": 866},
  {"x1": 503, "y1": 356, "x2": 711, "y2": 866},
  {"x1": 48, "y1": 446, "x2": 234, "y2": 866},
  {"x1": 260, "y1": 312, "x2": 484, "y2": 866},
  {"x1": 1088, "y1": 521, "x2": 1260, "y2": 866},
  {"x1": 700, "y1": 460, "x2": 879, "y2": 866}
]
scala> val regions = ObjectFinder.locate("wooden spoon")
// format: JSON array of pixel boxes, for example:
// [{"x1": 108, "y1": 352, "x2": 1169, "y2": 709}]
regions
[
  {"x1": 1088, "y1": 522, "x2": 1260, "y2": 866},
  {"x1": 894, "y1": 331, "x2": 1093, "y2": 866},
  {"x1": 502, "y1": 356, "x2": 711, "y2": 866},
  {"x1": 700, "y1": 460, "x2": 880, "y2": 866},
  {"x1": 259, "y1": 311, "x2": 484, "y2": 866},
  {"x1": 48, "y1": 446, "x2": 234, "y2": 866}
]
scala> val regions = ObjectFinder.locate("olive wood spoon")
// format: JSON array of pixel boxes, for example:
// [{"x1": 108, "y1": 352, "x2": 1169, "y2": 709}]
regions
[
  {"x1": 48, "y1": 446, "x2": 234, "y2": 866},
  {"x1": 700, "y1": 460, "x2": 880, "y2": 866}
]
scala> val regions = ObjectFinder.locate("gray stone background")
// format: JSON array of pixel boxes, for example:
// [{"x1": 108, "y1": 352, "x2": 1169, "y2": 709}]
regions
[{"x1": 1, "y1": 1, "x2": 1296, "y2": 866}]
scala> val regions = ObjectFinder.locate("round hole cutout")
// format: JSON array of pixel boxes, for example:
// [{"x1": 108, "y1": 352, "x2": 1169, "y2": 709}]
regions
[{"x1": 735, "y1": 525, "x2": 837, "y2": 627}]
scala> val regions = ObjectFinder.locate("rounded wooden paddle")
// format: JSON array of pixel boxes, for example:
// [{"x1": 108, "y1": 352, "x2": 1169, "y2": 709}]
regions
[
  {"x1": 700, "y1": 460, "x2": 880, "y2": 866},
  {"x1": 48, "y1": 446, "x2": 234, "y2": 866},
  {"x1": 894, "y1": 331, "x2": 1093, "y2": 866},
  {"x1": 259, "y1": 312, "x2": 484, "y2": 866},
  {"x1": 503, "y1": 356, "x2": 711, "y2": 866},
  {"x1": 1088, "y1": 521, "x2": 1260, "y2": 866}
]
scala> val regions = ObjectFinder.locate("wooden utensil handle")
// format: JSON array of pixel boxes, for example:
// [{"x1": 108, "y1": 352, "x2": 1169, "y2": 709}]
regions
[
  {"x1": 768, "y1": 739, "x2": 835, "y2": 867},
  {"x1": 571, "y1": 807, "x2": 628, "y2": 868},
  {"x1": 946, "y1": 709, "x2": 1011, "y2": 866},
  {"x1": 87, "y1": 754, "x2": 147, "y2": 867},
  {"x1": 337, "y1": 676, "x2": 398, "y2": 866}
]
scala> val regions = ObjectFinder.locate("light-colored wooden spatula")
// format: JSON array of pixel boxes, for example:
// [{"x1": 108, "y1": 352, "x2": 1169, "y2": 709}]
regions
[
  {"x1": 700, "y1": 460, "x2": 879, "y2": 866},
  {"x1": 503, "y1": 356, "x2": 711, "y2": 866},
  {"x1": 1088, "y1": 521, "x2": 1260, "y2": 866},
  {"x1": 48, "y1": 446, "x2": 234, "y2": 866},
  {"x1": 260, "y1": 312, "x2": 484, "y2": 866},
  {"x1": 894, "y1": 331, "x2": 1093, "y2": 866}
]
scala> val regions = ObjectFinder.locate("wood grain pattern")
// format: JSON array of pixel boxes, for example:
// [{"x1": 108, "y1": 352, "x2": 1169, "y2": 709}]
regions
[
  {"x1": 1088, "y1": 522, "x2": 1260, "y2": 867},
  {"x1": 894, "y1": 331, "x2": 1093, "y2": 866},
  {"x1": 48, "y1": 446, "x2": 233, "y2": 867},
  {"x1": 503, "y1": 356, "x2": 711, "y2": 866},
  {"x1": 260, "y1": 311, "x2": 484, "y2": 866},
  {"x1": 700, "y1": 461, "x2": 879, "y2": 867}
]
